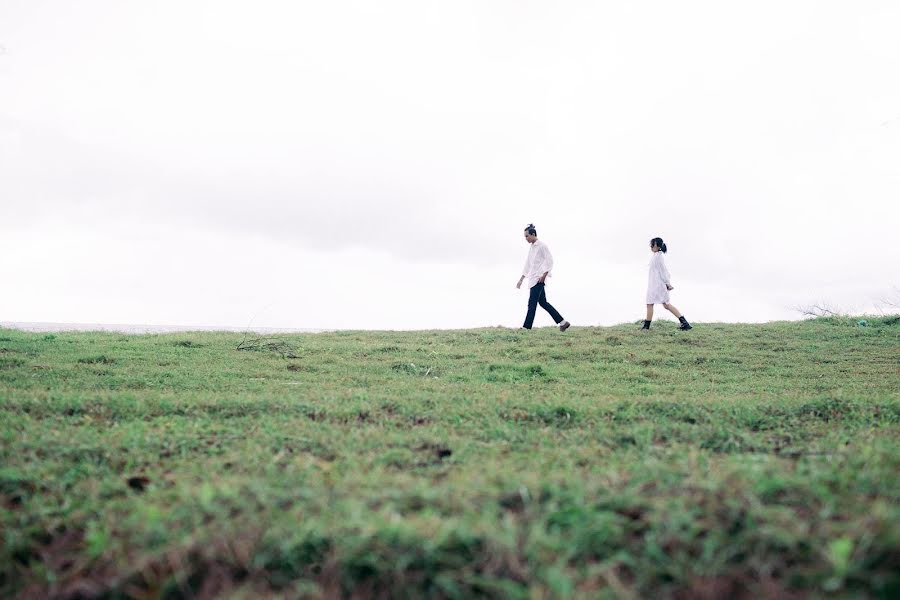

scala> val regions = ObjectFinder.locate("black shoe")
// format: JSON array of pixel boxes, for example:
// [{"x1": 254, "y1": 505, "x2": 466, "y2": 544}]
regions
[
  {"x1": 679, "y1": 322, "x2": 692, "y2": 330},
  {"x1": 641, "y1": 320, "x2": 651, "y2": 331},
  {"x1": 559, "y1": 320, "x2": 571, "y2": 332}
]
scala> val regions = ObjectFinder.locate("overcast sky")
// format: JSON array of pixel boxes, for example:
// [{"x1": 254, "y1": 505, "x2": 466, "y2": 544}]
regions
[{"x1": 1, "y1": 1, "x2": 898, "y2": 330}]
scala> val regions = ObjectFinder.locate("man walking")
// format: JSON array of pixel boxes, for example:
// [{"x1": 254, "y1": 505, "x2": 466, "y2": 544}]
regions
[{"x1": 516, "y1": 224, "x2": 571, "y2": 331}]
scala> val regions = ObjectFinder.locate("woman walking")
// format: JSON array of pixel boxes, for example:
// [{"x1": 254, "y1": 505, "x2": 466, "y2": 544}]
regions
[{"x1": 643, "y1": 237, "x2": 692, "y2": 331}]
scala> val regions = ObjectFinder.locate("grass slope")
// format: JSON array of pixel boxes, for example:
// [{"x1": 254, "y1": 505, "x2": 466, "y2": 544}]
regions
[{"x1": 1, "y1": 318, "x2": 899, "y2": 599}]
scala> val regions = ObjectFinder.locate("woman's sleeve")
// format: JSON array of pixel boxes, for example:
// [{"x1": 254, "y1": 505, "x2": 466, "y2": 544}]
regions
[{"x1": 658, "y1": 255, "x2": 671, "y2": 284}]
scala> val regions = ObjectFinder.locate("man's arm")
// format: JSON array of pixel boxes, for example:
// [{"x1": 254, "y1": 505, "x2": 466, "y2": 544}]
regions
[
  {"x1": 538, "y1": 245, "x2": 553, "y2": 283},
  {"x1": 518, "y1": 249, "x2": 532, "y2": 288}
]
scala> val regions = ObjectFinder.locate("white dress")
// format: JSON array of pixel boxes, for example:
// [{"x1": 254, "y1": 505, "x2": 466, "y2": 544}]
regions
[{"x1": 646, "y1": 252, "x2": 671, "y2": 304}]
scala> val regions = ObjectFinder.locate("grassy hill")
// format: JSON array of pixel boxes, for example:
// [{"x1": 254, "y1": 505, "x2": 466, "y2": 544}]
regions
[{"x1": 1, "y1": 318, "x2": 898, "y2": 598}]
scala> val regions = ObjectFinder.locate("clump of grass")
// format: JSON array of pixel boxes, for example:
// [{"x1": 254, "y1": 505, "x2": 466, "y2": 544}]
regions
[
  {"x1": 0, "y1": 357, "x2": 25, "y2": 370},
  {"x1": 391, "y1": 362, "x2": 440, "y2": 377},
  {"x1": 485, "y1": 363, "x2": 552, "y2": 382},
  {"x1": 173, "y1": 340, "x2": 203, "y2": 348},
  {"x1": 77, "y1": 355, "x2": 116, "y2": 365}
]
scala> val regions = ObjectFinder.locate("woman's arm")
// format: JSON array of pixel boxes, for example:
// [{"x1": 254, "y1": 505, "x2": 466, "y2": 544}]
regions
[{"x1": 658, "y1": 255, "x2": 673, "y2": 289}]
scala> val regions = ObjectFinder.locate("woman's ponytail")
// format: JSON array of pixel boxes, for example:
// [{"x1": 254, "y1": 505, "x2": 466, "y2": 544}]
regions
[{"x1": 650, "y1": 237, "x2": 667, "y2": 253}]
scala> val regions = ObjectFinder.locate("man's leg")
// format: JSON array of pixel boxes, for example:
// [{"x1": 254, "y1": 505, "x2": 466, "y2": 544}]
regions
[
  {"x1": 537, "y1": 285, "x2": 564, "y2": 324},
  {"x1": 522, "y1": 284, "x2": 541, "y2": 329}
]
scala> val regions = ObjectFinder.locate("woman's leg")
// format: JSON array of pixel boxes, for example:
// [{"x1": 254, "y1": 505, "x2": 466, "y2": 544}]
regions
[
  {"x1": 645, "y1": 304, "x2": 654, "y2": 321},
  {"x1": 662, "y1": 303, "x2": 682, "y2": 318},
  {"x1": 664, "y1": 303, "x2": 692, "y2": 329}
]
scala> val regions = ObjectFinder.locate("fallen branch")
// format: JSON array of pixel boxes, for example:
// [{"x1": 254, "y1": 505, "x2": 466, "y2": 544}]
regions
[
  {"x1": 236, "y1": 336, "x2": 300, "y2": 359},
  {"x1": 794, "y1": 302, "x2": 846, "y2": 318}
]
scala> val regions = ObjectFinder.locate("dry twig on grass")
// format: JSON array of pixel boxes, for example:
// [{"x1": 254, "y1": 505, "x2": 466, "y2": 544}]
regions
[
  {"x1": 235, "y1": 336, "x2": 300, "y2": 359},
  {"x1": 874, "y1": 286, "x2": 900, "y2": 315},
  {"x1": 794, "y1": 302, "x2": 846, "y2": 318}
]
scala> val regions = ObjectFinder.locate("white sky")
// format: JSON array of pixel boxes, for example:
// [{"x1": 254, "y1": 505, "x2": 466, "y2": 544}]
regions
[{"x1": 1, "y1": 0, "x2": 898, "y2": 329}]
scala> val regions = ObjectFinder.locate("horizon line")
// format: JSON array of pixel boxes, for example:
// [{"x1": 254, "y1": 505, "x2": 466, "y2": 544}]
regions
[{"x1": 1, "y1": 317, "x2": 870, "y2": 335}]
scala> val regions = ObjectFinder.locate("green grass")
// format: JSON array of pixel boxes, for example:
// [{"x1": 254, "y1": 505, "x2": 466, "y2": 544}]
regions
[{"x1": 1, "y1": 318, "x2": 898, "y2": 599}]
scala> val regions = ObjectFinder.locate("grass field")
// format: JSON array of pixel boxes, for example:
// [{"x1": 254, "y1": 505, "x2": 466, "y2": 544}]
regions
[{"x1": 1, "y1": 318, "x2": 898, "y2": 599}]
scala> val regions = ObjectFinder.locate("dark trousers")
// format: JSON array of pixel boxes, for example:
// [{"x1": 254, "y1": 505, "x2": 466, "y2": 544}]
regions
[{"x1": 523, "y1": 282, "x2": 564, "y2": 329}]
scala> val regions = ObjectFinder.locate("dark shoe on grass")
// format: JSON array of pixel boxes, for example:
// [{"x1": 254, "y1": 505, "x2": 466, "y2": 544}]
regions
[{"x1": 559, "y1": 321, "x2": 571, "y2": 332}]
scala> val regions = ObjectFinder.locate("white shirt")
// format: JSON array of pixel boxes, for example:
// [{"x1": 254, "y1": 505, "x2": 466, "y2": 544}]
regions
[{"x1": 522, "y1": 240, "x2": 554, "y2": 289}]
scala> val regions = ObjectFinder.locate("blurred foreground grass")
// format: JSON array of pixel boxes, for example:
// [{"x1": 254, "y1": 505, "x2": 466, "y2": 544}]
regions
[{"x1": 1, "y1": 317, "x2": 899, "y2": 598}]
